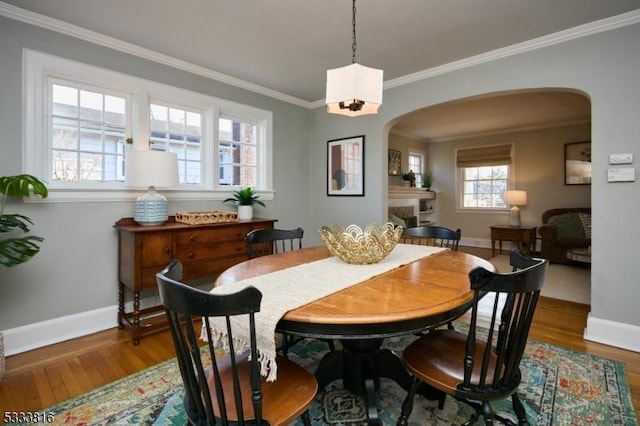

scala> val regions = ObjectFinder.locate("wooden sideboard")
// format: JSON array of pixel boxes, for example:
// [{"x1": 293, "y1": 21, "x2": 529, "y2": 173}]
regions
[{"x1": 114, "y1": 217, "x2": 277, "y2": 344}]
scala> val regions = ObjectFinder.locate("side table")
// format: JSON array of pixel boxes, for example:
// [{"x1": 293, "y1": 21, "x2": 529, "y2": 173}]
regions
[{"x1": 490, "y1": 225, "x2": 537, "y2": 256}]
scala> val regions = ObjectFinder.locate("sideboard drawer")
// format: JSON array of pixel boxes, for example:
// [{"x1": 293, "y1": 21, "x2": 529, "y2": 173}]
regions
[
  {"x1": 181, "y1": 254, "x2": 248, "y2": 283},
  {"x1": 175, "y1": 225, "x2": 254, "y2": 246},
  {"x1": 175, "y1": 240, "x2": 246, "y2": 261}
]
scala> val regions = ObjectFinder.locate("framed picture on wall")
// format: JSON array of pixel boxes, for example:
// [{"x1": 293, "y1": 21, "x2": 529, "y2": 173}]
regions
[
  {"x1": 327, "y1": 135, "x2": 365, "y2": 196},
  {"x1": 388, "y1": 149, "x2": 401, "y2": 175},
  {"x1": 565, "y1": 141, "x2": 591, "y2": 185}
]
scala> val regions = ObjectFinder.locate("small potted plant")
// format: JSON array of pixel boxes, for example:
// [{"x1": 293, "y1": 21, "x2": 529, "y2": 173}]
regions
[
  {"x1": 0, "y1": 174, "x2": 48, "y2": 381},
  {"x1": 422, "y1": 171, "x2": 433, "y2": 191},
  {"x1": 223, "y1": 187, "x2": 265, "y2": 220},
  {"x1": 401, "y1": 171, "x2": 415, "y2": 187}
]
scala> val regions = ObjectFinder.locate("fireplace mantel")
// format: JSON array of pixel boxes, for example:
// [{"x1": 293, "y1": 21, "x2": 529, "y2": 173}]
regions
[
  {"x1": 388, "y1": 186, "x2": 438, "y2": 225},
  {"x1": 388, "y1": 186, "x2": 435, "y2": 199}
]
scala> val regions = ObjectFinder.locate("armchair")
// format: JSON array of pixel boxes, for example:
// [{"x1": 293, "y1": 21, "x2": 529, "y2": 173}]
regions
[{"x1": 539, "y1": 207, "x2": 591, "y2": 264}]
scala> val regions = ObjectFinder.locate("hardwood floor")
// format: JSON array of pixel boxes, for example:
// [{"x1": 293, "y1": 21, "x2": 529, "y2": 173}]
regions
[{"x1": 1, "y1": 247, "x2": 638, "y2": 421}]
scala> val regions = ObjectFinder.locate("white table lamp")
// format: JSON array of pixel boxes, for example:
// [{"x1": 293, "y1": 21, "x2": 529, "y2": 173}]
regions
[
  {"x1": 125, "y1": 150, "x2": 179, "y2": 226},
  {"x1": 504, "y1": 190, "x2": 527, "y2": 227}
]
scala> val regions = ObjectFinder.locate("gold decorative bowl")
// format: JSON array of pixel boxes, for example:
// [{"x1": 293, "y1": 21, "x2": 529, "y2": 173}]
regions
[{"x1": 319, "y1": 222, "x2": 403, "y2": 264}]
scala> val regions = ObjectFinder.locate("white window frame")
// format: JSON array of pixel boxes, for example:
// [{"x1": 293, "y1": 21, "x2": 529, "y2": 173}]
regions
[
  {"x1": 22, "y1": 49, "x2": 273, "y2": 202},
  {"x1": 408, "y1": 151, "x2": 424, "y2": 188},
  {"x1": 455, "y1": 144, "x2": 514, "y2": 212}
]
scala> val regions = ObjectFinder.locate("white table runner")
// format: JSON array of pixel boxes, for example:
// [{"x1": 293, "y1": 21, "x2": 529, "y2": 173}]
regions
[{"x1": 203, "y1": 243, "x2": 446, "y2": 381}]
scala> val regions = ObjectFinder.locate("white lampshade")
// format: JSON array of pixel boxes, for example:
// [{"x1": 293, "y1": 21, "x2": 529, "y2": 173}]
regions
[
  {"x1": 326, "y1": 63, "x2": 383, "y2": 117},
  {"x1": 125, "y1": 150, "x2": 179, "y2": 226},
  {"x1": 504, "y1": 190, "x2": 527, "y2": 227},
  {"x1": 504, "y1": 190, "x2": 527, "y2": 206}
]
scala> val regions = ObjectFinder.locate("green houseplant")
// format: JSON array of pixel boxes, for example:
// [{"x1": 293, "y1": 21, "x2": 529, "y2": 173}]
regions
[
  {"x1": 0, "y1": 174, "x2": 48, "y2": 268},
  {"x1": 223, "y1": 187, "x2": 265, "y2": 220},
  {"x1": 0, "y1": 174, "x2": 48, "y2": 381},
  {"x1": 422, "y1": 171, "x2": 433, "y2": 191},
  {"x1": 401, "y1": 171, "x2": 415, "y2": 187}
]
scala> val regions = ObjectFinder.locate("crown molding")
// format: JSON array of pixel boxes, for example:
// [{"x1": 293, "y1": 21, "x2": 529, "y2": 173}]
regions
[
  {"x1": 384, "y1": 9, "x2": 640, "y2": 91},
  {"x1": 2, "y1": 2, "x2": 640, "y2": 110},
  {"x1": 0, "y1": 1, "x2": 310, "y2": 108}
]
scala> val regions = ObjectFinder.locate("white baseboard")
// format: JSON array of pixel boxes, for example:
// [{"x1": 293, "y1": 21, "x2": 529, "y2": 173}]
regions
[
  {"x1": 2, "y1": 295, "x2": 161, "y2": 356},
  {"x1": 460, "y1": 237, "x2": 492, "y2": 249},
  {"x1": 584, "y1": 313, "x2": 640, "y2": 353},
  {"x1": 3, "y1": 306, "x2": 118, "y2": 356}
]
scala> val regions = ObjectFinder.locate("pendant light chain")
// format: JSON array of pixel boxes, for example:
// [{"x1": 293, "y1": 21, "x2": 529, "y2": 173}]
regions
[{"x1": 351, "y1": 0, "x2": 357, "y2": 64}]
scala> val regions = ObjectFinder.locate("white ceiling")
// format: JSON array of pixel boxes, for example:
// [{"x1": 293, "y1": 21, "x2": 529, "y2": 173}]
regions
[
  {"x1": 391, "y1": 90, "x2": 592, "y2": 141},
  {"x1": 2, "y1": 0, "x2": 636, "y2": 139}
]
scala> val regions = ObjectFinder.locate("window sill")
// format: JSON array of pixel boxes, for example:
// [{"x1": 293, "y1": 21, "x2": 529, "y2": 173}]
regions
[
  {"x1": 455, "y1": 208, "x2": 510, "y2": 214},
  {"x1": 24, "y1": 187, "x2": 276, "y2": 203}
]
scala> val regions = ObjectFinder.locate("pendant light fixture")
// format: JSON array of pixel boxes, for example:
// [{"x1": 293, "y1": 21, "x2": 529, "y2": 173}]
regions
[{"x1": 326, "y1": 0, "x2": 383, "y2": 117}]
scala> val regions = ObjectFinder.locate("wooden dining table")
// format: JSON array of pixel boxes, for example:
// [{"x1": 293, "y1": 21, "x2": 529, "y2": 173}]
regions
[{"x1": 214, "y1": 245, "x2": 495, "y2": 425}]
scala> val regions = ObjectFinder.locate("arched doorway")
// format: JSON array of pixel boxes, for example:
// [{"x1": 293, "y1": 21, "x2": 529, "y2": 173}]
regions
[{"x1": 386, "y1": 89, "x2": 591, "y2": 304}]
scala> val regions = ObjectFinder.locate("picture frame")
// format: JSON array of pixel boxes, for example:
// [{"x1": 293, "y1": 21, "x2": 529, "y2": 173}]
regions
[
  {"x1": 565, "y1": 141, "x2": 591, "y2": 185},
  {"x1": 327, "y1": 135, "x2": 365, "y2": 196},
  {"x1": 388, "y1": 149, "x2": 401, "y2": 176}
]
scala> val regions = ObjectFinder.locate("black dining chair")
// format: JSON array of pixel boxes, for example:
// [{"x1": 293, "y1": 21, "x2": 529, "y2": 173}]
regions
[
  {"x1": 245, "y1": 227, "x2": 304, "y2": 258},
  {"x1": 157, "y1": 259, "x2": 317, "y2": 426},
  {"x1": 396, "y1": 250, "x2": 548, "y2": 426},
  {"x1": 401, "y1": 225, "x2": 461, "y2": 251},
  {"x1": 245, "y1": 227, "x2": 335, "y2": 357}
]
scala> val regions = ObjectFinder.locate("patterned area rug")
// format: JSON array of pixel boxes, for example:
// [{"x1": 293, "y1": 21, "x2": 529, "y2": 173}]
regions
[{"x1": 13, "y1": 331, "x2": 637, "y2": 425}]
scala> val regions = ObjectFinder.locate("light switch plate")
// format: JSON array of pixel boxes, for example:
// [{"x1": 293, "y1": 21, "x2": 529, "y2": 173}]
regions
[
  {"x1": 609, "y1": 153, "x2": 634, "y2": 164},
  {"x1": 607, "y1": 167, "x2": 635, "y2": 182}
]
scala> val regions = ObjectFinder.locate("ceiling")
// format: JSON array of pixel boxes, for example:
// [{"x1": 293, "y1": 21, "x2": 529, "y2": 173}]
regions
[
  {"x1": 2, "y1": 1, "x2": 636, "y2": 139},
  {"x1": 391, "y1": 90, "x2": 592, "y2": 141}
]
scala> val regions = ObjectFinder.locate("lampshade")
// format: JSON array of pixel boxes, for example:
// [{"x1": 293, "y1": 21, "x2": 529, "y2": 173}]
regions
[
  {"x1": 325, "y1": 0, "x2": 383, "y2": 117},
  {"x1": 504, "y1": 190, "x2": 527, "y2": 206},
  {"x1": 125, "y1": 150, "x2": 179, "y2": 226},
  {"x1": 326, "y1": 63, "x2": 383, "y2": 117},
  {"x1": 504, "y1": 190, "x2": 527, "y2": 227}
]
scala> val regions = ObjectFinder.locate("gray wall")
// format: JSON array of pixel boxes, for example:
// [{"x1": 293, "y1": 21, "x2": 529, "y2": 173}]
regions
[
  {"x1": 309, "y1": 23, "x2": 640, "y2": 330},
  {"x1": 0, "y1": 16, "x2": 312, "y2": 329}
]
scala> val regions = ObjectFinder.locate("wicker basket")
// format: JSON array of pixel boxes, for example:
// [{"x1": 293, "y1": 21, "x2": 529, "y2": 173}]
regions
[{"x1": 175, "y1": 211, "x2": 238, "y2": 225}]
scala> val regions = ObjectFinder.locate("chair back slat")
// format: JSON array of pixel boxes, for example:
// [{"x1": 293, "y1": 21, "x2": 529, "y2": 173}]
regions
[
  {"x1": 157, "y1": 259, "x2": 264, "y2": 426},
  {"x1": 401, "y1": 226, "x2": 461, "y2": 251},
  {"x1": 457, "y1": 250, "x2": 548, "y2": 399},
  {"x1": 246, "y1": 227, "x2": 304, "y2": 258}
]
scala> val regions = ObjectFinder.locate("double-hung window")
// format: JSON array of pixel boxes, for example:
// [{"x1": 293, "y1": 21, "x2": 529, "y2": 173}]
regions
[
  {"x1": 23, "y1": 49, "x2": 273, "y2": 201},
  {"x1": 456, "y1": 144, "x2": 512, "y2": 209},
  {"x1": 408, "y1": 152, "x2": 424, "y2": 188}
]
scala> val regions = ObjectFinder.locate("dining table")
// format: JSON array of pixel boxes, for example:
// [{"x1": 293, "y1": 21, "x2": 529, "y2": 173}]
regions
[{"x1": 213, "y1": 244, "x2": 495, "y2": 425}]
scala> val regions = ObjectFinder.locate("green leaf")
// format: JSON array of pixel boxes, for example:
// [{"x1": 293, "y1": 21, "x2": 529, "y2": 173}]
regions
[
  {"x1": 0, "y1": 214, "x2": 34, "y2": 234},
  {"x1": 0, "y1": 174, "x2": 48, "y2": 268},
  {"x1": 0, "y1": 236, "x2": 44, "y2": 269},
  {"x1": 0, "y1": 174, "x2": 48, "y2": 198}
]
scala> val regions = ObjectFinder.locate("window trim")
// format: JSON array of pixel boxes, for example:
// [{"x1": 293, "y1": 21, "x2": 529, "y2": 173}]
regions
[
  {"x1": 408, "y1": 151, "x2": 425, "y2": 188},
  {"x1": 22, "y1": 49, "x2": 274, "y2": 202},
  {"x1": 455, "y1": 143, "x2": 514, "y2": 211}
]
